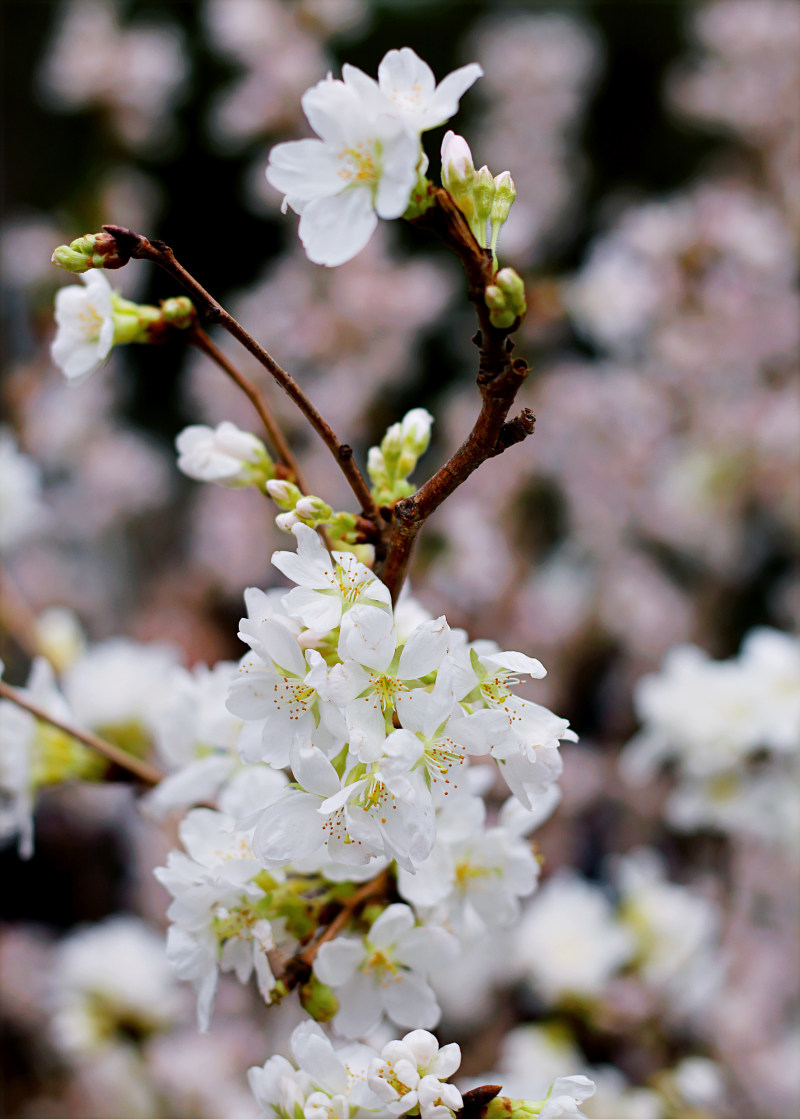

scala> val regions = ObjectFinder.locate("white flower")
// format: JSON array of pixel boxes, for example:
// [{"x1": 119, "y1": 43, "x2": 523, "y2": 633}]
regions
[
  {"x1": 51, "y1": 916, "x2": 181, "y2": 1054},
  {"x1": 266, "y1": 73, "x2": 419, "y2": 266},
  {"x1": 369, "y1": 1029, "x2": 463, "y2": 1119},
  {"x1": 249, "y1": 1021, "x2": 382, "y2": 1119},
  {"x1": 0, "y1": 427, "x2": 46, "y2": 552},
  {"x1": 51, "y1": 270, "x2": 115, "y2": 383},
  {"x1": 396, "y1": 793, "x2": 544, "y2": 936},
  {"x1": 314, "y1": 903, "x2": 455, "y2": 1038},
  {"x1": 321, "y1": 607, "x2": 452, "y2": 763},
  {"x1": 175, "y1": 421, "x2": 271, "y2": 487},
  {"x1": 273, "y1": 523, "x2": 391, "y2": 633},
  {"x1": 343, "y1": 48, "x2": 482, "y2": 132},
  {"x1": 155, "y1": 808, "x2": 281, "y2": 1029},
  {"x1": 539, "y1": 1076, "x2": 596, "y2": 1119},
  {"x1": 515, "y1": 872, "x2": 635, "y2": 1004}
]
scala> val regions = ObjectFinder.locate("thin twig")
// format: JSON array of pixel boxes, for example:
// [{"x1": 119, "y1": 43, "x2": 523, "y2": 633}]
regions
[
  {"x1": 375, "y1": 187, "x2": 535, "y2": 601},
  {"x1": 189, "y1": 327, "x2": 308, "y2": 492},
  {"x1": 0, "y1": 681, "x2": 164, "y2": 786},
  {"x1": 278, "y1": 869, "x2": 391, "y2": 991},
  {"x1": 102, "y1": 226, "x2": 381, "y2": 525}
]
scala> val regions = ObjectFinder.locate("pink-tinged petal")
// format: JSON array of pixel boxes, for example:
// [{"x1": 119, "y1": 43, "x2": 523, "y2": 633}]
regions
[
  {"x1": 378, "y1": 48, "x2": 436, "y2": 99},
  {"x1": 299, "y1": 189, "x2": 378, "y2": 267},
  {"x1": 314, "y1": 936, "x2": 365, "y2": 985},
  {"x1": 266, "y1": 139, "x2": 343, "y2": 203},
  {"x1": 398, "y1": 616, "x2": 450, "y2": 680},
  {"x1": 339, "y1": 604, "x2": 397, "y2": 672},
  {"x1": 369, "y1": 902, "x2": 415, "y2": 947}
]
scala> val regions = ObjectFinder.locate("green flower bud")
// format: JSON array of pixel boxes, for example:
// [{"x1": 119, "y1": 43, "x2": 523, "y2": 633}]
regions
[
  {"x1": 484, "y1": 285, "x2": 508, "y2": 312},
  {"x1": 266, "y1": 479, "x2": 302, "y2": 510},
  {"x1": 161, "y1": 297, "x2": 196, "y2": 330},
  {"x1": 51, "y1": 231, "x2": 127, "y2": 273},
  {"x1": 299, "y1": 974, "x2": 339, "y2": 1023},
  {"x1": 491, "y1": 172, "x2": 516, "y2": 225},
  {"x1": 295, "y1": 495, "x2": 333, "y2": 525},
  {"x1": 486, "y1": 1098, "x2": 540, "y2": 1119},
  {"x1": 473, "y1": 165, "x2": 496, "y2": 246},
  {"x1": 495, "y1": 267, "x2": 527, "y2": 319}
]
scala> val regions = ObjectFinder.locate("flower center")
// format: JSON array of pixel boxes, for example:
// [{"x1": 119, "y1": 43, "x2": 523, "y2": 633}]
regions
[
  {"x1": 78, "y1": 302, "x2": 104, "y2": 342},
  {"x1": 337, "y1": 141, "x2": 379, "y2": 188}
]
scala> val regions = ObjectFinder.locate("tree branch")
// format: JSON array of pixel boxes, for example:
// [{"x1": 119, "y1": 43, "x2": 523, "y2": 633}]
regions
[
  {"x1": 188, "y1": 327, "x2": 309, "y2": 493},
  {"x1": 101, "y1": 225, "x2": 381, "y2": 526},
  {"x1": 277, "y1": 869, "x2": 391, "y2": 991},
  {"x1": 0, "y1": 681, "x2": 164, "y2": 786},
  {"x1": 375, "y1": 188, "x2": 536, "y2": 601}
]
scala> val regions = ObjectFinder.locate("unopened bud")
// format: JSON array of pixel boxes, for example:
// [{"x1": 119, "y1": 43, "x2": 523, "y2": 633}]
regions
[
  {"x1": 473, "y1": 165, "x2": 496, "y2": 238},
  {"x1": 484, "y1": 285, "x2": 508, "y2": 312},
  {"x1": 400, "y1": 407, "x2": 433, "y2": 457},
  {"x1": 266, "y1": 479, "x2": 301, "y2": 509},
  {"x1": 299, "y1": 974, "x2": 339, "y2": 1023},
  {"x1": 295, "y1": 495, "x2": 332, "y2": 523},
  {"x1": 441, "y1": 130, "x2": 476, "y2": 194},
  {"x1": 495, "y1": 267, "x2": 527, "y2": 320},
  {"x1": 51, "y1": 231, "x2": 127, "y2": 273},
  {"x1": 161, "y1": 297, "x2": 196, "y2": 329},
  {"x1": 276, "y1": 511, "x2": 301, "y2": 533},
  {"x1": 491, "y1": 172, "x2": 516, "y2": 225}
]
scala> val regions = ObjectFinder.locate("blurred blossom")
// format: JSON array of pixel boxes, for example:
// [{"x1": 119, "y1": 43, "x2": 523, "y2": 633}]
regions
[
  {"x1": 515, "y1": 871, "x2": 636, "y2": 1004},
  {"x1": 38, "y1": 0, "x2": 189, "y2": 151},
  {"x1": 667, "y1": 0, "x2": 800, "y2": 221},
  {"x1": 203, "y1": 0, "x2": 368, "y2": 150},
  {"x1": 50, "y1": 915, "x2": 183, "y2": 1055},
  {"x1": 466, "y1": 12, "x2": 602, "y2": 264},
  {"x1": 0, "y1": 426, "x2": 47, "y2": 552}
]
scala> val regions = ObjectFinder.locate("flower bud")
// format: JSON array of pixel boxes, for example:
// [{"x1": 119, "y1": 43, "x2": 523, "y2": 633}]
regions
[
  {"x1": 176, "y1": 422, "x2": 273, "y2": 488},
  {"x1": 276, "y1": 511, "x2": 301, "y2": 533},
  {"x1": 299, "y1": 974, "x2": 339, "y2": 1023},
  {"x1": 491, "y1": 171, "x2": 516, "y2": 225},
  {"x1": 441, "y1": 130, "x2": 476, "y2": 194},
  {"x1": 484, "y1": 285, "x2": 508, "y2": 313},
  {"x1": 473, "y1": 165, "x2": 496, "y2": 246},
  {"x1": 495, "y1": 267, "x2": 527, "y2": 320},
  {"x1": 160, "y1": 297, "x2": 196, "y2": 330},
  {"x1": 51, "y1": 231, "x2": 127, "y2": 273},
  {"x1": 266, "y1": 479, "x2": 302, "y2": 509},
  {"x1": 295, "y1": 495, "x2": 332, "y2": 523},
  {"x1": 401, "y1": 407, "x2": 433, "y2": 457}
]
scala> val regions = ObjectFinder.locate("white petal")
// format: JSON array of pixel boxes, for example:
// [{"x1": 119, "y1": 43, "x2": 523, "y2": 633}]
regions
[{"x1": 299, "y1": 189, "x2": 378, "y2": 267}]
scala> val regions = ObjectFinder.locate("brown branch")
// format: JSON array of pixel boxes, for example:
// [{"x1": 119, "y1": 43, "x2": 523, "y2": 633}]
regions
[
  {"x1": 375, "y1": 188, "x2": 536, "y2": 601},
  {"x1": 0, "y1": 681, "x2": 164, "y2": 786},
  {"x1": 189, "y1": 327, "x2": 308, "y2": 492},
  {"x1": 278, "y1": 869, "x2": 391, "y2": 991},
  {"x1": 101, "y1": 225, "x2": 381, "y2": 526}
]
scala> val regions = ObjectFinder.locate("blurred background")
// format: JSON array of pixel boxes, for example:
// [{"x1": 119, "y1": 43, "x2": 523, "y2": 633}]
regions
[{"x1": 1, "y1": 1, "x2": 798, "y2": 1117}]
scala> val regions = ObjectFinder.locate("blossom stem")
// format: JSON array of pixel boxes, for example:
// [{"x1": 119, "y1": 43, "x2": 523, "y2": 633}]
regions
[
  {"x1": 101, "y1": 226, "x2": 382, "y2": 527},
  {"x1": 279, "y1": 869, "x2": 391, "y2": 990},
  {"x1": 188, "y1": 327, "x2": 308, "y2": 491},
  {"x1": 376, "y1": 188, "x2": 535, "y2": 601},
  {"x1": 0, "y1": 680, "x2": 164, "y2": 786}
]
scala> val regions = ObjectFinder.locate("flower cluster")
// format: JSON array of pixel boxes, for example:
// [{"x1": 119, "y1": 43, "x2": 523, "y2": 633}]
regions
[{"x1": 266, "y1": 48, "x2": 482, "y2": 264}]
